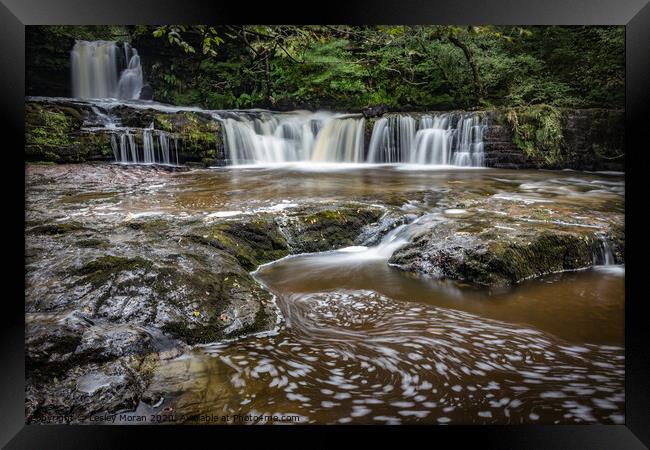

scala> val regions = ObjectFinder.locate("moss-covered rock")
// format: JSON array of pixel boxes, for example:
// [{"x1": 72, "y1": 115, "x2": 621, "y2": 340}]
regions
[
  {"x1": 187, "y1": 219, "x2": 289, "y2": 270},
  {"x1": 155, "y1": 264, "x2": 275, "y2": 345},
  {"x1": 76, "y1": 255, "x2": 151, "y2": 277},
  {"x1": 282, "y1": 206, "x2": 384, "y2": 253},
  {"x1": 390, "y1": 221, "x2": 615, "y2": 288},
  {"x1": 28, "y1": 221, "x2": 85, "y2": 235},
  {"x1": 25, "y1": 102, "x2": 80, "y2": 162},
  {"x1": 25, "y1": 102, "x2": 114, "y2": 162}
]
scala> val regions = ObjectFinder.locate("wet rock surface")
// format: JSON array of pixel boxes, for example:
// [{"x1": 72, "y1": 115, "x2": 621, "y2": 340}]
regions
[
  {"x1": 389, "y1": 183, "x2": 624, "y2": 287},
  {"x1": 25, "y1": 163, "x2": 624, "y2": 424},
  {"x1": 26, "y1": 98, "x2": 624, "y2": 171},
  {"x1": 279, "y1": 206, "x2": 384, "y2": 253},
  {"x1": 25, "y1": 163, "x2": 387, "y2": 423}
]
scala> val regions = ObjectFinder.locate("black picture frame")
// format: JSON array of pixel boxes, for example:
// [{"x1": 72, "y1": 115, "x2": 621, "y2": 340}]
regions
[{"x1": 2, "y1": 0, "x2": 649, "y2": 447}]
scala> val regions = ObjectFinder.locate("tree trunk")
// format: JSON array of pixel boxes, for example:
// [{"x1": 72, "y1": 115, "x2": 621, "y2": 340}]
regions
[
  {"x1": 448, "y1": 35, "x2": 484, "y2": 102},
  {"x1": 264, "y1": 52, "x2": 273, "y2": 107}
]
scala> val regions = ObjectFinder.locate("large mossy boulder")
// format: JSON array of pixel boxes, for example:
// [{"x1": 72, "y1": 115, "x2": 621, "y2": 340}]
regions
[
  {"x1": 186, "y1": 219, "x2": 290, "y2": 270},
  {"x1": 280, "y1": 206, "x2": 384, "y2": 253},
  {"x1": 390, "y1": 219, "x2": 623, "y2": 288},
  {"x1": 25, "y1": 102, "x2": 114, "y2": 162}
]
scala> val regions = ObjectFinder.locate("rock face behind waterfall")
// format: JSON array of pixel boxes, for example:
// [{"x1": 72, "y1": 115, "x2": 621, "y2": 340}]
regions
[
  {"x1": 24, "y1": 97, "x2": 625, "y2": 171},
  {"x1": 25, "y1": 98, "x2": 223, "y2": 165},
  {"x1": 480, "y1": 108, "x2": 624, "y2": 171}
]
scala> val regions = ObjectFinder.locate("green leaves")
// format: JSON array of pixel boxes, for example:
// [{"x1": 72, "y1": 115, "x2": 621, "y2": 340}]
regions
[
  {"x1": 507, "y1": 105, "x2": 565, "y2": 165},
  {"x1": 153, "y1": 25, "x2": 223, "y2": 56},
  {"x1": 91, "y1": 24, "x2": 625, "y2": 110}
]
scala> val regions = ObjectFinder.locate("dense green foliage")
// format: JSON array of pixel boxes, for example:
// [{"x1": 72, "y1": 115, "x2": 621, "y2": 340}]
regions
[
  {"x1": 506, "y1": 105, "x2": 565, "y2": 166},
  {"x1": 26, "y1": 25, "x2": 624, "y2": 111}
]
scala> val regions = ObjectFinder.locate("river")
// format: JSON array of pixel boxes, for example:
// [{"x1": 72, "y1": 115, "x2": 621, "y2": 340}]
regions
[{"x1": 26, "y1": 163, "x2": 624, "y2": 424}]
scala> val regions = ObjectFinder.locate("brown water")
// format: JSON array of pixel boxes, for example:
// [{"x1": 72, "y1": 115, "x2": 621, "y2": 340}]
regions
[{"x1": 26, "y1": 164, "x2": 625, "y2": 424}]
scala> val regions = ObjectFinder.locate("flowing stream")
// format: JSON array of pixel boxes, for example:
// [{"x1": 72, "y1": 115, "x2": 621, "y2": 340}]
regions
[
  {"x1": 25, "y1": 41, "x2": 625, "y2": 424},
  {"x1": 37, "y1": 165, "x2": 621, "y2": 425}
]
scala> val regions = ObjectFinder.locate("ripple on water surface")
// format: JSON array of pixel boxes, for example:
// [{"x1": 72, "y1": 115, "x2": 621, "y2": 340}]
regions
[{"x1": 149, "y1": 290, "x2": 624, "y2": 425}]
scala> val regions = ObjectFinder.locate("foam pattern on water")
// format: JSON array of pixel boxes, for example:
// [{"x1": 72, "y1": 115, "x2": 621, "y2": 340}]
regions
[{"x1": 166, "y1": 290, "x2": 624, "y2": 424}]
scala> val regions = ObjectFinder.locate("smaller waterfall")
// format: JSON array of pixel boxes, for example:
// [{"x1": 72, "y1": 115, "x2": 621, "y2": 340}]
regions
[
  {"x1": 71, "y1": 40, "x2": 145, "y2": 100},
  {"x1": 111, "y1": 127, "x2": 180, "y2": 165},
  {"x1": 142, "y1": 124, "x2": 155, "y2": 164},
  {"x1": 368, "y1": 113, "x2": 486, "y2": 167},
  {"x1": 593, "y1": 235, "x2": 616, "y2": 266},
  {"x1": 117, "y1": 43, "x2": 144, "y2": 100}
]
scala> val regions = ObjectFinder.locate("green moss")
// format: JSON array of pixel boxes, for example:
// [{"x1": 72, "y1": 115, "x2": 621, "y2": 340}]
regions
[
  {"x1": 188, "y1": 220, "x2": 289, "y2": 270},
  {"x1": 154, "y1": 114, "x2": 174, "y2": 132},
  {"x1": 288, "y1": 207, "x2": 383, "y2": 253},
  {"x1": 177, "y1": 113, "x2": 219, "y2": 154},
  {"x1": 75, "y1": 132, "x2": 113, "y2": 158},
  {"x1": 25, "y1": 103, "x2": 114, "y2": 163},
  {"x1": 77, "y1": 238, "x2": 110, "y2": 248},
  {"x1": 28, "y1": 221, "x2": 84, "y2": 235},
  {"x1": 505, "y1": 105, "x2": 564, "y2": 167},
  {"x1": 75, "y1": 256, "x2": 152, "y2": 287},
  {"x1": 25, "y1": 104, "x2": 78, "y2": 154},
  {"x1": 476, "y1": 232, "x2": 595, "y2": 285}
]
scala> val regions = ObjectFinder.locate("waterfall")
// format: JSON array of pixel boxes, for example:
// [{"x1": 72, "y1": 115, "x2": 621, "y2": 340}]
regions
[
  {"x1": 110, "y1": 127, "x2": 179, "y2": 165},
  {"x1": 312, "y1": 118, "x2": 365, "y2": 163},
  {"x1": 367, "y1": 116, "x2": 416, "y2": 163},
  {"x1": 219, "y1": 112, "x2": 365, "y2": 165},
  {"x1": 71, "y1": 40, "x2": 145, "y2": 100},
  {"x1": 368, "y1": 113, "x2": 485, "y2": 167},
  {"x1": 593, "y1": 235, "x2": 616, "y2": 266},
  {"x1": 117, "y1": 43, "x2": 144, "y2": 100}
]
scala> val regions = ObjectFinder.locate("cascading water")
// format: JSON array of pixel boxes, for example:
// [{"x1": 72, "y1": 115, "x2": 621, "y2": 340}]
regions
[
  {"x1": 117, "y1": 43, "x2": 144, "y2": 100},
  {"x1": 219, "y1": 110, "x2": 484, "y2": 166},
  {"x1": 593, "y1": 235, "x2": 616, "y2": 266},
  {"x1": 366, "y1": 116, "x2": 416, "y2": 163},
  {"x1": 219, "y1": 112, "x2": 365, "y2": 165},
  {"x1": 110, "y1": 126, "x2": 180, "y2": 165},
  {"x1": 368, "y1": 113, "x2": 485, "y2": 167},
  {"x1": 71, "y1": 40, "x2": 145, "y2": 100}
]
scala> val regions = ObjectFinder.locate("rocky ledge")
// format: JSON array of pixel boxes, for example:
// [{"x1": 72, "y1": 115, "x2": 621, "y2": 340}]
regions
[
  {"x1": 25, "y1": 98, "x2": 223, "y2": 165},
  {"x1": 26, "y1": 98, "x2": 625, "y2": 172},
  {"x1": 25, "y1": 163, "x2": 623, "y2": 423},
  {"x1": 389, "y1": 188, "x2": 624, "y2": 288},
  {"x1": 25, "y1": 167, "x2": 383, "y2": 423}
]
